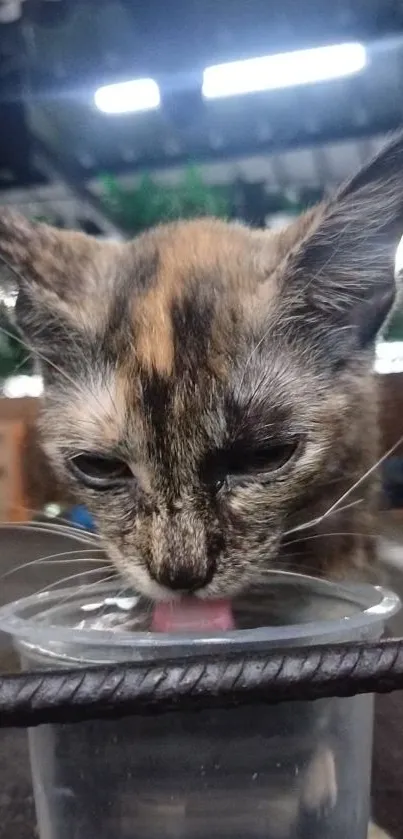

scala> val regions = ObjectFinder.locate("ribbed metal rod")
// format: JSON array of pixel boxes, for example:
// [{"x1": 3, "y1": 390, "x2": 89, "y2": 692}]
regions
[{"x1": 0, "y1": 637, "x2": 403, "y2": 729}]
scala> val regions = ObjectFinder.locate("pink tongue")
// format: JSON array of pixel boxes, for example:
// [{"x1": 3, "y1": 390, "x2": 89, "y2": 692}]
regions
[{"x1": 151, "y1": 599, "x2": 234, "y2": 633}]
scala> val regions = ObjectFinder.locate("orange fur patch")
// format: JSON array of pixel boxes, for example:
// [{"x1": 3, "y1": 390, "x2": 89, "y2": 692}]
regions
[
  {"x1": 133, "y1": 219, "x2": 264, "y2": 375},
  {"x1": 134, "y1": 285, "x2": 177, "y2": 376}
]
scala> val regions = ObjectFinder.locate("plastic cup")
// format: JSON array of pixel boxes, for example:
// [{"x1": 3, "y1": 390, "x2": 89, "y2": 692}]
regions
[{"x1": 0, "y1": 572, "x2": 399, "y2": 839}]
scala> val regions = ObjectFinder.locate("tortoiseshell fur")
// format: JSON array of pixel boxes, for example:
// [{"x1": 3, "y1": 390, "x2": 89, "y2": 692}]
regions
[{"x1": 1, "y1": 137, "x2": 403, "y2": 603}]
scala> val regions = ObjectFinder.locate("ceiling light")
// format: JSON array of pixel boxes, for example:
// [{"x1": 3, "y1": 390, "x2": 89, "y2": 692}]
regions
[
  {"x1": 94, "y1": 78, "x2": 160, "y2": 115},
  {"x1": 202, "y1": 43, "x2": 367, "y2": 100}
]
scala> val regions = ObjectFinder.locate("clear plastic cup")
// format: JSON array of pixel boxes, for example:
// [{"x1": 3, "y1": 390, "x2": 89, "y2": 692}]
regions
[{"x1": 0, "y1": 572, "x2": 399, "y2": 839}]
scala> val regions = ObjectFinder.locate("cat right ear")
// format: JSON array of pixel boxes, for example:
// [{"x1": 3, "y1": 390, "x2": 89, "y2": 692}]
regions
[
  {"x1": 0, "y1": 210, "x2": 119, "y2": 337},
  {"x1": 0, "y1": 210, "x2": 102, "y2": 303}
]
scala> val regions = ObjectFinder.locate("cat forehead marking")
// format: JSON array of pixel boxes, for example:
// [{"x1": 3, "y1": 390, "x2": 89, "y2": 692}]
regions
[{"x1": 131, "y1": 220, "x2": 265, "y2": 376}]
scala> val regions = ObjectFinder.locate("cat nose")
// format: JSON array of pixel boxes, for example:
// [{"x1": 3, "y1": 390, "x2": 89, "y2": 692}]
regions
[{"x1": 150, "y1": 558, "x2": 216, "y2": 593}]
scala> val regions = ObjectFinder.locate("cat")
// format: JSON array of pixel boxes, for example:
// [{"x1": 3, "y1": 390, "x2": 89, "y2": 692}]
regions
[
  {"x1": 0, "y1": 137, "x2": 402, "y2": 600},
  {"x1": 1, "y1": 132, "x2": 402, "y2": 839}
]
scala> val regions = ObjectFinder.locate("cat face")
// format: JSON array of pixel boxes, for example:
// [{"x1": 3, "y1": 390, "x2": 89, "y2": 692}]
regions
[{"x1": 1, "y1": 135, "x2": 403, "y2": 600}]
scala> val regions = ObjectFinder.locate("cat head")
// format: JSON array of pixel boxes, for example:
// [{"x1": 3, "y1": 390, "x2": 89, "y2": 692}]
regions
[{"x1": 1, "y1": 135, "x2": 402, "y2": 600}]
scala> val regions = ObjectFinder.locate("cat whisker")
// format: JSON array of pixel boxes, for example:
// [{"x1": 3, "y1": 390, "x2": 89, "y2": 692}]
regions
[
  {"x1": 37, "y1": 547, "x2": 105, "y2": 562},
  {"x1": 0, "y1": 521, "x2": 99, "y2": 545},
  {"x1": 282, "y1": 531, "x2": 379, "y2": 549},
  {"x1": 283, "y1": 498, "x2": 364, "y2": 538},
  {"x1": 45, "y1": 572, "x2": 121, "y2": 613},
  {"x1": 31, "y1": 566, "x2": 118, "y2": 600},
  {"x1": 0, "y1": 551, "x2": 108, "y2": 585},
  {"x1": 316, "y1": 433, "x2": 403, "y2": 524},
  {"x1": 0, "y1": 516, "x2": 98, "y2": 538},
  {"x1": 255, "y1": 561, "x2": 326, "y2": 579},
  {"x1": 18, "y1": 505, "x2": 98, "y2": 534}
]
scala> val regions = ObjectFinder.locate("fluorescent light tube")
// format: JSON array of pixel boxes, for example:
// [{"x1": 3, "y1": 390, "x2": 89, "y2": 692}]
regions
[
  {"x1": 95, "y1": 78, "x2": 160, "y2": 114},
  {"x1": 202, "y1": 43, "x2": 367, "y2": 99}
]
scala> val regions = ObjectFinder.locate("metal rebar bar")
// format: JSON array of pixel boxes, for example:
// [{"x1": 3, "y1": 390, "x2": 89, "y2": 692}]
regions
[{"x1": 1, "y1": 637, "x2": 403, "y2": 729}]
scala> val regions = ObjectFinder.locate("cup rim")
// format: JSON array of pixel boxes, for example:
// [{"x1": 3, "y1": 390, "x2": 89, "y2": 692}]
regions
[{"x1": 0, "y1": 571, "x2": 400, "y2": 655}]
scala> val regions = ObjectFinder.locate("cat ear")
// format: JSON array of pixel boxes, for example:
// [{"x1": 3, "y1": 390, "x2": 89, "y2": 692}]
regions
[
  {"x1": 281, "y1": 133, "x2": 403, "y2": 349},
  {"x1": 0, "y1": 211, "x2": 118, "y2": 328},
  {"x1": 0, "y1": 211, "x2": 126, "y2": 361},
  {"x1": 0, "y1": 209, "x2": 121, "y2": 338}
]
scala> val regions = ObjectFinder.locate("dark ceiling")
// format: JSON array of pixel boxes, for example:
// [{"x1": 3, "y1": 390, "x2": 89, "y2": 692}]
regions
[{"x1": 1, "y1": 0, "x2": 403, "y2": 194}]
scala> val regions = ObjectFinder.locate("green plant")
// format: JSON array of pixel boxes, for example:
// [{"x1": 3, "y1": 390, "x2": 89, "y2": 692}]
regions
[
  {"x1": 0, "y1": 305, "x2": 32, "y2": 380},
  {"x1": 383, "y1": 308, "x2": 403, "y2": 341},
  {"x1": 101, "y1": 166, "x2": 230, "y2": 234}
]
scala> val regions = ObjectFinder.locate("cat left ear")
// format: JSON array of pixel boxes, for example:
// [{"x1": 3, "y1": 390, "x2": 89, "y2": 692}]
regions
[{"x1": 281, "y1": 133, "x2": 403, "y2": 348}]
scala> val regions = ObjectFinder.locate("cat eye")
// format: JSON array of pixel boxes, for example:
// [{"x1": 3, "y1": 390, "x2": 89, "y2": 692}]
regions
[
  {"x1": 245, "y1": 441, "x2": 299, "y2": 474},
  {"x1": 68, "y1": 453, "x2": 133, "y2": 489},
  {"x1": 207, "y1": 439, "x2": 299, "y2": 496}
]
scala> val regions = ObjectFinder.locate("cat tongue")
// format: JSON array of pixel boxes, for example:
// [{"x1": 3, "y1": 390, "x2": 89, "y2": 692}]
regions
[{"x1": 152, "y1": 599, "x2": 234, "y2": 633}]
